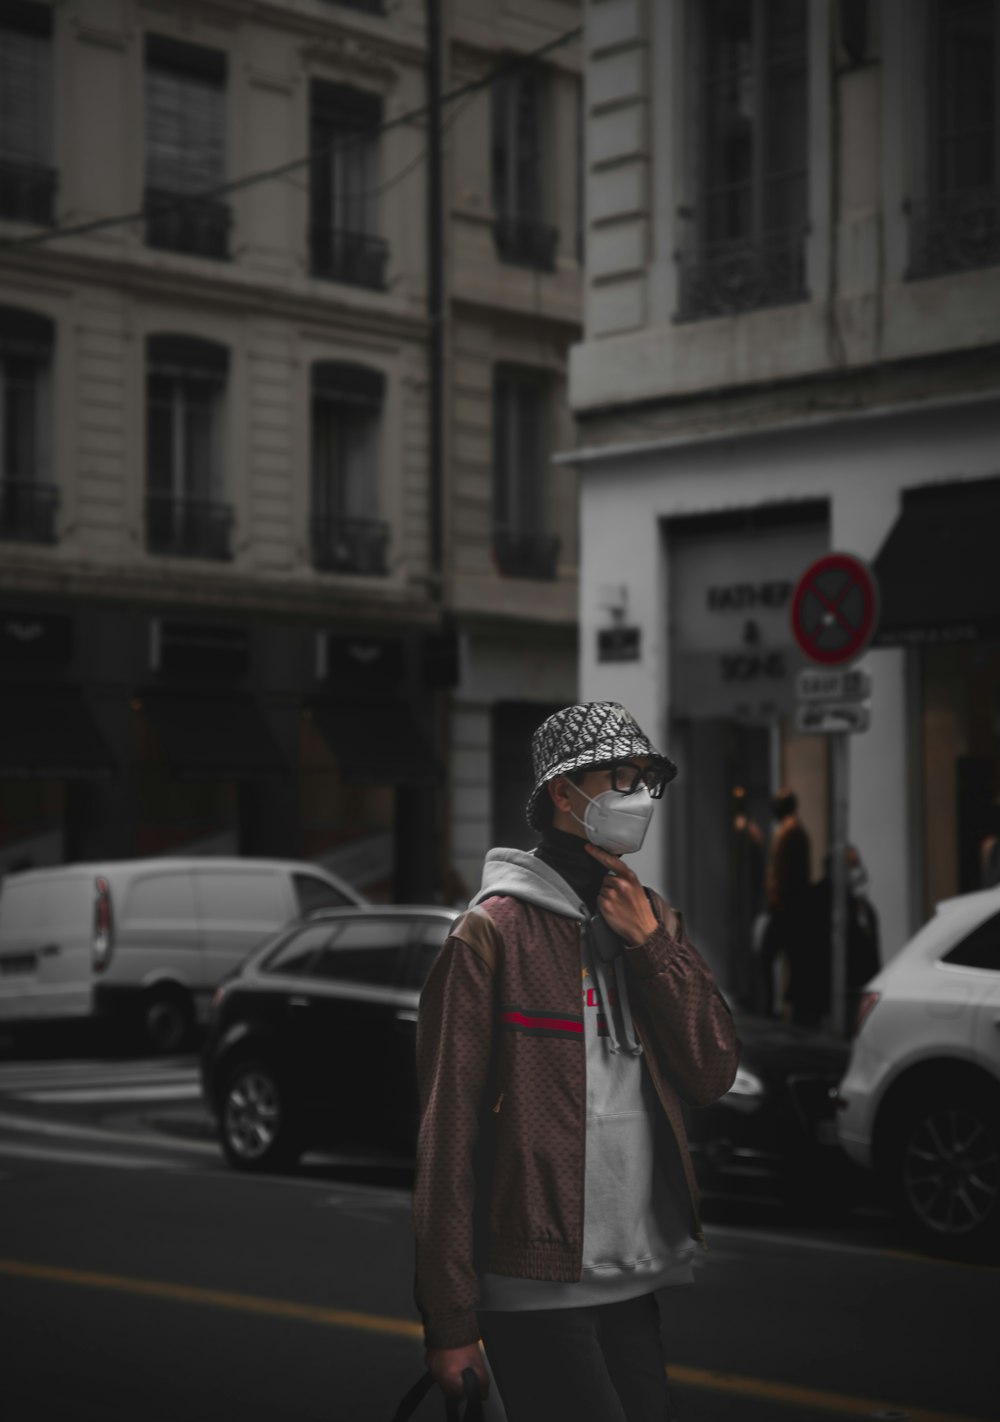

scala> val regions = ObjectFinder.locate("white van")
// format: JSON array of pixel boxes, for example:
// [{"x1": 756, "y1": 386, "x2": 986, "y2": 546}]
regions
[{"x1": 0, "y1": 858, "x2": 367, "y2": 1051}]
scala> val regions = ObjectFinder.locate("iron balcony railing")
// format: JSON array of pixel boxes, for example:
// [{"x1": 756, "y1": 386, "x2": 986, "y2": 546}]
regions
[
  {"x1": 493, "y1": 529, "x2": 561, "y2": 581},
  {"x1": 310, "y1": 227, "x2": 389, "y2": 290},
  {"x1": 0, "y1": 158, "x2": 57, "y2": 225},
  {"x1": 145, "y1": 188, "x2": 231, "y2": 260},
  {"x1": 906, "y1": 188, "x2": 1000, "y2": 280},
  {"x1": 0, "y1": 479, "x2": 59, "y2": 544},
  {"x1": 493, "y1": 214, "x2": 560, "y2": 272},
  {"x1": 146, "y1": 492, "x2": 233, "y2": 561},
  {"x1": 676, "y1": 229, "x2": 808, "y2": 321},
  {"x1": 311, "y1": 516, "x2": 389, "y2": 576}
]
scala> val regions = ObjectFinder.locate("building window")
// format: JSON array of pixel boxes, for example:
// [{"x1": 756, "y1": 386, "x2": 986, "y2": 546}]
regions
[
  {"x1": 145, "y1": 335, "x2": 232, "y2": 560},
  {"x1": 492, "y1": 367, "x2": 559, "y2": 581},
  {"x1": 678, "y1": 0, "x2": 809, "y2": 320},
  {"x1": 144, "y1": 35, "x2": 230, "y2": 260},
  {"x1": 492, "y1": 65, "x2": 559, "y2": 270},
  {"x1": 0, "y1": 306, "x2": 57, "y2": 543},
  {"x1": 0, "y1": 0, "x2": 55, "y2": 225},
  {"x1": 311, "y1": 363, "x2": 388, "y2": 576},
  {"x1": 909, "y1": 0, "x2": 1000, "y2": 278},
  {"x1": 309, "y1": 82, "x2": 388, "y2": 289}
]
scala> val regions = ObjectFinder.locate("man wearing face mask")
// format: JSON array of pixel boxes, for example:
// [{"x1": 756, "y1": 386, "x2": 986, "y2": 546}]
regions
[{"x1": 412, "y1": 702, "x2": 741, "y2": 1421}]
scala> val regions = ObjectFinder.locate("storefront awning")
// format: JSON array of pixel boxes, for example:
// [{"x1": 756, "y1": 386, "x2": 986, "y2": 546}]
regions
[
  {"x1": 141, "y1": 690, "x2": 285, "y2": 778},
  {"x1": 308, "y1": 699, "x2": 441, "y2": 786},
  {"x1": 0, "y1": 686, "x2": 115, "y2": 778},
  {"x1": 872, "y1": 479, "x2": 1000, "y2": 646}
]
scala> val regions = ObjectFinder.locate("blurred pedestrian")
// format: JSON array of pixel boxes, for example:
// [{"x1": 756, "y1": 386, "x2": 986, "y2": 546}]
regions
[
  {"x1": 759, "y1": 789, "x2": 812, "y2": 1017},
  {"x1": 791, "y1": 845, "x2": 881, "y2": 1028},
  {"x1": 979, "y1": 801, "x2": 1000, "y2": 888},
  {"x1": 729, "y1": 785, "x2": 765, "y2": 1008},
  {"x1": 412, "y1": 701, "x2": 740, "y2": 1422}
]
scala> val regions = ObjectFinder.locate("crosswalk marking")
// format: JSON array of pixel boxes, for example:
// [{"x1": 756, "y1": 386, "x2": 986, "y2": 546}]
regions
[
  {"x1": 0, "y1": 1060, "x2": 200, "y2": 1104},
  {"x1": 16, "y1": 1084, "x2": 203, "y2": 1104},
  {"x1": 0, "y1": 1107, "x2": 219, "y2": 1156},
  {"x1": 0, "y1": 1141, "x2": 193, "y2": 1171}
]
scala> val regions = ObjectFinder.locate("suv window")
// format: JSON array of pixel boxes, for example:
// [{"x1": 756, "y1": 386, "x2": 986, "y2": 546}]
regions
[
  {"x1": 262, "y1": 923, "x2": 336, "y2": 976},
  {"x1": 310, "y1": 918, "x2": 412, "y2": 987},
  {"x1": 293, "y1": 872, "x2": 352, "y2": 915},
  {"x1": 943, "y1": 910, "x2": 1000, "y2": 972}
]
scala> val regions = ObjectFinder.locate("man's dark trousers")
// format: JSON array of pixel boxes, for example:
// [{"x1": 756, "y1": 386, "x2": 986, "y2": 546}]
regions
[{"x1": 478, "y1": 1292, "x2": 677, "y2": 1422}]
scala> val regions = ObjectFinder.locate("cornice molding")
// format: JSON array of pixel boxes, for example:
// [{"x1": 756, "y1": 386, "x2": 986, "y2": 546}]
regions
[
  {"x1": 0, "y1": 559, "x2": 440, "y2": 628},
  {"x1": 0, "y1": 245, "x2": 430, "y2": 345}
]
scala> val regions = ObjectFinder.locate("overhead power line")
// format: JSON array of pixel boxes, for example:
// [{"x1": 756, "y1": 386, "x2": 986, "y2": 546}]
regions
[{"x1": 1, "y1": 23, "x2": 582, "y2": 254}]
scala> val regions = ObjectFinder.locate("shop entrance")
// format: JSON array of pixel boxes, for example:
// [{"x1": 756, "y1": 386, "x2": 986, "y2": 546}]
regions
[{"x1": 923, "y1": 641, "x2": 1000, "y2": 910}]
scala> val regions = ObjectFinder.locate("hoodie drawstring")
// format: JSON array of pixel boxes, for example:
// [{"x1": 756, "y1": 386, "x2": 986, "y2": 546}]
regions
[
  {"x1": 613, "y1": 953, "x2": 643, "y2": 1056},
  {"x1": 589, "y1": 919, "x2": 643, "y2": 1058}
]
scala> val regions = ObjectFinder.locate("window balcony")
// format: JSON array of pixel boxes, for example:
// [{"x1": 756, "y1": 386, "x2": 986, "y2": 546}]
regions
[
  {"x1": 906, "y1": 189, "x2": 1000, "y2": 281},
  {"x1": 145, "y1": 188, "x2": 231, "y2": 260},
  {"x1": 493, "y1": 530, "x2": 560, "y2": 581},
  {"x1": 492, "y1": 214, "x2": 559, "y2": 272},
  {"x1": 146, "y1": 492, "x2": 233, "y2": 561},
  {"x1": 0, "y1": 159, "x2": 56, "y2": 225},
  {"x1": 0, "y1": 479, "x2": 59, "y2": 543},
  {"x1": 310, "y1": 228, "x2": 389, "y2": 289},
  {"x1": 311, "y1": 516, "x2": 389, "y2": 575},
  {"x1": 675, "y1": 229, "x2": 807, "y2": 321}
]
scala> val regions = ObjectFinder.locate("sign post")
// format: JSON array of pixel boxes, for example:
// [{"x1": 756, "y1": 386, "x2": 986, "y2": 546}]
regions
[{"x1": 790, "y1": 554, "x2": 880, "y2": 1038}]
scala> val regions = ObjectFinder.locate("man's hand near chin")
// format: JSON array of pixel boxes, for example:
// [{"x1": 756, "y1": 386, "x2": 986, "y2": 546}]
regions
[{"x1": 425, "y1": 1343, "x2": 490, "y2": 1401}]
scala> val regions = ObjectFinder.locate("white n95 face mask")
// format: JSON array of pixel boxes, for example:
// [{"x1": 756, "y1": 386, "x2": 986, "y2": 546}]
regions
[{"x1": 570, "y1": 785, "x2": 655, "y2": 855}]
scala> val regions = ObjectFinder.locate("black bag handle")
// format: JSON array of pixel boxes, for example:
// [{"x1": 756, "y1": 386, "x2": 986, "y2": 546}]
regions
[{"x1": 390, "y1": 1367, "x2": 484, "y2": 1422}]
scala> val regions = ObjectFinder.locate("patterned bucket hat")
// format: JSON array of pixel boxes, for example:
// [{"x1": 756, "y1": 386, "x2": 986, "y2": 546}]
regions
[{"x1": 526, "y1": 701, "x2": 678, "y2": 830}]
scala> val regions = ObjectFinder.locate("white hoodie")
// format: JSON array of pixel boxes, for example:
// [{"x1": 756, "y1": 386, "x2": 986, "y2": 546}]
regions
[{"x1": 472, "y1": 848, "x2": 695, "y2": 1311}]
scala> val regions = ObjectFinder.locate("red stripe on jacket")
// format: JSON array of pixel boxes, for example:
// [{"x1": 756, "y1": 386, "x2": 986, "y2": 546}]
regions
[{"x1": 501, "y1": 1010, "x2": 583, "y2": 1033}]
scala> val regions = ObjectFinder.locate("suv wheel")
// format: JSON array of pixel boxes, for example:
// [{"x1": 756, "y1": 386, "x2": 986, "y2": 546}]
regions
[
  {"x1": 219, "y1": 1060, "x2": 301, "y2": 1173},
  {"x1": 143, "y1": 989, "x2": 193, "y2": 1055},
  {"x1": 884, "y1": 1083, "x2": 1000, "y2": 1257}
]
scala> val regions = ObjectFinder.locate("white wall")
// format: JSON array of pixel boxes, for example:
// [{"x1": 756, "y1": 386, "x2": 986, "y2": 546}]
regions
[{"x1": 576, "y1": 395, "x2": 1000, "y2": 963}]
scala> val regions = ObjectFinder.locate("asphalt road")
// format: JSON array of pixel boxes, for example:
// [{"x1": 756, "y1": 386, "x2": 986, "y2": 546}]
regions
[{"x1": 0, "y1": 1040, "x2": 995, "y2": 1422}]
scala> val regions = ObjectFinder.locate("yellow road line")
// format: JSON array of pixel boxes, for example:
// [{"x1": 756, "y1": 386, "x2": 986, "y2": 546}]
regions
[
  {"x1": 0, "y1": 1257, "x2": 990, "y2": 1422},
  {"x1": 0, "y1": 1257, "x2": 422, "y2": 1340},
  {"x1": 670, "y1": 1364, "x2": 983, "y2": 1422}
]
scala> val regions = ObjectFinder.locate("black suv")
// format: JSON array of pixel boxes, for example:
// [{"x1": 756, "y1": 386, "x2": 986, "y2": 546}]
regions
[{"x1": 200, "y1": 906, "x2": 458, "y2": 1171}]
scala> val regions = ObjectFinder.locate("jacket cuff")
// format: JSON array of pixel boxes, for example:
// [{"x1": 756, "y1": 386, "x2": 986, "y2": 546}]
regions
[
  {"x1": 423, "y1": 1310, "x2": 482, "y2": 1351},
  {"x1": 623, "y1": 920, "x2": 683, "y2": 978}
]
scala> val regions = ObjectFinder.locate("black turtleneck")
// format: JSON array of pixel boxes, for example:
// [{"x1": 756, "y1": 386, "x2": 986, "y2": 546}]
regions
[{"x1": 534, "y1": 826, "x2": 607, "y2": 913}]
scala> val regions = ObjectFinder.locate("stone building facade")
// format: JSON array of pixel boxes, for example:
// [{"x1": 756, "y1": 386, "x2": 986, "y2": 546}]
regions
[
  {"x1": 567, "y1": 0, "x2": 1000, "y2": 997},
  {"x1": 0, "y1": 0, "x2": 583, "y2": 899}
]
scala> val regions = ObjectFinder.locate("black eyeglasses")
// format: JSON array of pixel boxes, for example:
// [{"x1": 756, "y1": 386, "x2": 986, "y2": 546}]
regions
[{"x1": 603, "y1": 761, "x2": 669, "y2": 798}]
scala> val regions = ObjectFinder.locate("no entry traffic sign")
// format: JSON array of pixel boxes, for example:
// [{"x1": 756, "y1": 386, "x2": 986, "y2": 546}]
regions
[{"x1": 790, "y1": 553, "x2": 880, "y2": 666}]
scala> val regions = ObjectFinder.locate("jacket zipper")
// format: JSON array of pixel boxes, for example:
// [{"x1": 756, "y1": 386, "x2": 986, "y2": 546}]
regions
[
  {"x1": 492, "y1": 1090, "x2": 504, "y2": 1114},
  {"x1": 634, "y1": 1015, "x2": 707, "y2": 1249}
]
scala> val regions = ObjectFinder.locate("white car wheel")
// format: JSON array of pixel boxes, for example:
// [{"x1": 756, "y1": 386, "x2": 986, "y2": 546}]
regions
[{"x1": 889, "y1": 1087, "x2": 1000, "y2": 1254}]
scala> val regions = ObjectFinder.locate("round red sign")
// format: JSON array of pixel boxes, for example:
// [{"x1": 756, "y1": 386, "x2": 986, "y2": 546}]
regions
[{"x1": 790, "y1": 553, "x2": 880, "y2": 666}]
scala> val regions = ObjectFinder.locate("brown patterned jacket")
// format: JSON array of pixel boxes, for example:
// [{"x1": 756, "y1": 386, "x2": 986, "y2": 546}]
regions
[{"x1": 412, "y1": 862, "x2": 741, "y2": 1350}]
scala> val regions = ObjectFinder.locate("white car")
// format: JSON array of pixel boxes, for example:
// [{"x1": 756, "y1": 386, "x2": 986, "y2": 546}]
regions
[{"x1": 837, "y1": 886, "x2": 1000, "y2": 1256}]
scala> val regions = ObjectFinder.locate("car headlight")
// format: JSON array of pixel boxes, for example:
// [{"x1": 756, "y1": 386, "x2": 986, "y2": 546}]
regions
[{"x1": 725, "y1": 1067, "x2": 765, "y2": 1099}]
